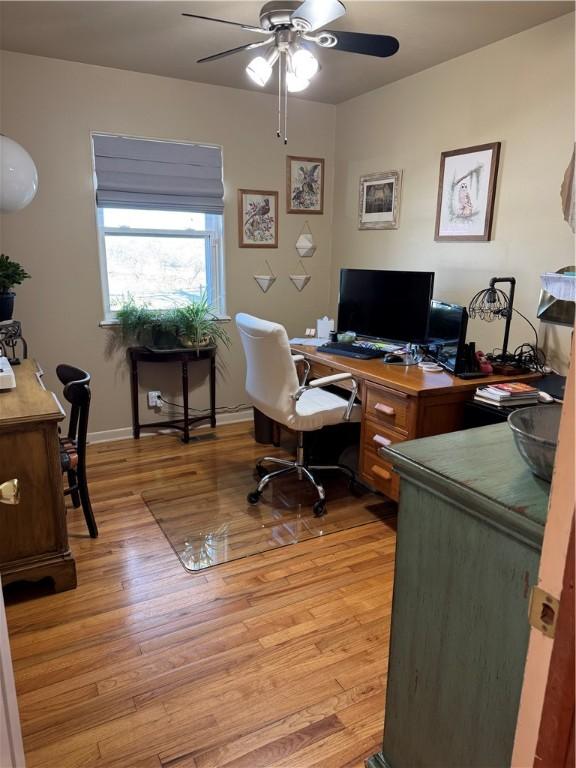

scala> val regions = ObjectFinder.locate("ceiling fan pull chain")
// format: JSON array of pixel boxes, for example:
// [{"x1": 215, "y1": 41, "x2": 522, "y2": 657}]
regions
[
  {"x1": 284, "y1": 52, "x2": 288, "y2": 144},
  {"x1": 277, "y1": 51, "x2": 282, "y2": 138}
]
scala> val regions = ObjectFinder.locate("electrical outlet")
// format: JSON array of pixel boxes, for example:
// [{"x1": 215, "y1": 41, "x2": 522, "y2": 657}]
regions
[{"x1": 148, "y1": 391, "x2": 161, "y2": 408}]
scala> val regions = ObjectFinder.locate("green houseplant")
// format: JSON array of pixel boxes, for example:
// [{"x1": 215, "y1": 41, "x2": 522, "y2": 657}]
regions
[
  {"x1": 172, "y1": 293, "x2": 231, "y2": 351},
  {"x1": 115, "y1": 300, "x2": 179, "y2": 349},
  {"x1": 0, "y1": 254, "x2": 31, "y2": 321},
  {"x1": 114, "y1": 294, "x2": 230, "y2": 351}
]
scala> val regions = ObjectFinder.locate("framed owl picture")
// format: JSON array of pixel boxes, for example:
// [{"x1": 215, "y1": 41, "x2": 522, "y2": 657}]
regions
[
  {"x1": 435, "y1": 142, "x2": 501, "y2": 241},
  {"x1": 286, "y1": 156, "x2": 324, "y2": 214},
  {"x1": 238, "y1": 189, "x2": 278, "y2": 248}
]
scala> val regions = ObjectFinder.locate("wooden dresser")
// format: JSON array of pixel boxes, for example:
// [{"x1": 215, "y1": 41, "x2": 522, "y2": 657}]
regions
[
  {"x1": 0, "y1": 361, "x2": 76, "y2": 592},
  {"x1": 291, "y1": 345, "x2": 540, "y2": 501},
  {"x1": 367, "y1": 423, "x2": 550, "y2": 768}
]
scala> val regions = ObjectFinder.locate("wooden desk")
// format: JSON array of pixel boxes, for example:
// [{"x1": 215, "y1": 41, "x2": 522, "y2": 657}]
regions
[
  {"x1": 291, "y1": 345, "x2": 540, "y2": 501},
  {"x1": 0, "y1": 361, "x2": 76, "y2": 592}
]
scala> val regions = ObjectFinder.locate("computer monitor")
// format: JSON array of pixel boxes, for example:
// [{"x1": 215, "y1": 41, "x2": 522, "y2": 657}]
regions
[
  {"x1": 427, "y1": 300, "x2": 468, "y2": 373},
  {"x1": 337, "y1": 268, "x2": 434, "y2": 344}
]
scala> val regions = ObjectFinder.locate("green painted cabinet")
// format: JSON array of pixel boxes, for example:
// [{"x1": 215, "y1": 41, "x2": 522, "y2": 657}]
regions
[{"x1": 368, "y1": 423, "x2": 550, "y2": 768}]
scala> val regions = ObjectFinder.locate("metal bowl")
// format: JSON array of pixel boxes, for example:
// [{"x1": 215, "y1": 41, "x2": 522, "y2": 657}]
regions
[{"x1": 508, "y1": 404, "x2": 562, "y2": 482}]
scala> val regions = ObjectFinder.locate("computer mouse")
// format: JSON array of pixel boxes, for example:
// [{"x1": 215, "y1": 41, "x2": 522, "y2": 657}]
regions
[
  {"x1": 538, "y1": 391, "x2": 554, "y2": 403},
  {"x1": 384, "y1": 353, "x2": 404, "y2": 363}
]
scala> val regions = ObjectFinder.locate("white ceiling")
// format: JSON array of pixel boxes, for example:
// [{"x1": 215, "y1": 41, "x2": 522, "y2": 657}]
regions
[{"x1": 0, "y1": 1, "x2": 573, "y2": 104}]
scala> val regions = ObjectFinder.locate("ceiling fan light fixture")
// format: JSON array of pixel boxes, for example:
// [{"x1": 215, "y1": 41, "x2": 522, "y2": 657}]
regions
[
  {"x1": 246, "y1": 56, "x2": 271, "y2": 86},
  {"x1": 291, "y1": 47, "x2": 319, "y2": 80},
  {"x1": 286, "y1": 71, "x2": 310, "y2": 93},
  {"x1": 246, "y1": 48, "x2": 278, "y2": 86}
]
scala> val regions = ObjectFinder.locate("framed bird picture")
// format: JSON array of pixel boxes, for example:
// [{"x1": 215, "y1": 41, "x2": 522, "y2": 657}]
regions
[
  {"x1": 238, "y1": 189, "x2": 279, "y2": 248},
  {"x1": 286, "y1": 156, "x2": 324, "y2": 214},
  {"x1": 435, "y1": 142, "x2": 501, "y2": 241}
]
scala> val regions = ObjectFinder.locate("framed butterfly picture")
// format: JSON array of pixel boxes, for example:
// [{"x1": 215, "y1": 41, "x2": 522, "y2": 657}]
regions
[{"x1": 286, "y1": 156, "x2": 324, "y2": 214}]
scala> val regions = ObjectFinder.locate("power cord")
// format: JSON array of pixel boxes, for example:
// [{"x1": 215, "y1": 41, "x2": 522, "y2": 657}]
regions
[
  {"x1": 487, "y1": 307, "x2": 547, "y2": 374},
  {"x1": 158, "y1": 397, "x2": 250, "y2": 414}
]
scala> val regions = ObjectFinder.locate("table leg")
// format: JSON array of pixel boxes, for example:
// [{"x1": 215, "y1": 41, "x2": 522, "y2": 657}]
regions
[
  {"x1": 182, "y1": 360, "x2": 190, "y2": 443},
  {"x1": 130, "y1": 356, "x2": 140, "y2": 439},
  {"x1": 210, "y1": 353, "x2": 216, "y2": 429}
]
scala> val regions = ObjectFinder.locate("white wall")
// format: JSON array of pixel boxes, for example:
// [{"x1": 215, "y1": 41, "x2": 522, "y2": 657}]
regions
[
  {"x1": 331, "y1": 13, "x2": 575, "y2": 372},
  {"x1": 0, "y1": 52, "x2": 336, "y2": 433}
]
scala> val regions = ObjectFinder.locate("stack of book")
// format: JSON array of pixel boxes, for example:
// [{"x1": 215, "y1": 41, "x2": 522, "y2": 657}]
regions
[{"x1": 474, "y1": 381, "x2": 540, "y2": 408}]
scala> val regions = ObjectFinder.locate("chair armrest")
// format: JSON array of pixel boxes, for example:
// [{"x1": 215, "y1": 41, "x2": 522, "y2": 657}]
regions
[
  {"x1": 292, "y1": 372, "x2": 358, "y2": 422},
  {"x1": 292, "y1": 354, "x2": 310, "y2": 386},
  {"x1": 308, "y1": 372, "x2": 352, "y2": 388}
]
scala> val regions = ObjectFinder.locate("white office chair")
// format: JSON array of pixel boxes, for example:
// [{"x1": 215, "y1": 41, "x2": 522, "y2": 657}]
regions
[{"x1": 236, "y1": 313, "x2": 361, "y2": 516}]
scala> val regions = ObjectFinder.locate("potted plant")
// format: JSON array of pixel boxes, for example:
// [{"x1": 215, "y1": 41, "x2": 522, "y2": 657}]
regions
[
  {"x1": 115, "y1": 300, "x2": 180, "y2": 349},
  {"x1": 173, "y1": 293, "x2": 231, "y2": 351},
  {"x1": 113, "y1": 294, "x2": 230, "y2": 352},
  {"x1": 0, "y1": 254, "x2": 31, "y2": 321}
]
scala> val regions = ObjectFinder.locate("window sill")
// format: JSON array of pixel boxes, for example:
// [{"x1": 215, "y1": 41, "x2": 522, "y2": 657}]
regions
[{"x1": 99, "y1": 315, "x2": 232, "y2": 328}]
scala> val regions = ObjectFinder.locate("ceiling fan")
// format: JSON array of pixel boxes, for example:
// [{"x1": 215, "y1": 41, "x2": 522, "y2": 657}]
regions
[{"x1": 182, "y1": 0, "x2": 400, "y2": 142}]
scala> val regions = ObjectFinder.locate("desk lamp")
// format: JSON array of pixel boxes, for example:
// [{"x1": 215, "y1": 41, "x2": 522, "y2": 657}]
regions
[{"x1": 468, "y1": 276, "x2": 517, "y2": 367}]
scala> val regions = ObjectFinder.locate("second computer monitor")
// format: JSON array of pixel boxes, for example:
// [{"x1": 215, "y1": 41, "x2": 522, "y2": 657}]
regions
[
  {"x1": 337, "y1": 268, "x2": 435, "y2": 343},
  {"x1": 427, "y1": 300, "x2": 468, "y2": 374}
]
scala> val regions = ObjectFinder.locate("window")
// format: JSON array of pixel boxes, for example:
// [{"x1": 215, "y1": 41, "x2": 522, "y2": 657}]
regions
[
  {"x1": 92, "y1": 135, "x2": 225, "y2": 319},
  {"x1": 98, "y1": 207, "x2": 224, "y2": 314}
]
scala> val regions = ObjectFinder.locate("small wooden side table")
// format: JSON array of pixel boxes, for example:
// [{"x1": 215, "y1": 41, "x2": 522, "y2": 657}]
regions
[{"x1": 128, "y1": 346, "x2": 216, "y2": 443}]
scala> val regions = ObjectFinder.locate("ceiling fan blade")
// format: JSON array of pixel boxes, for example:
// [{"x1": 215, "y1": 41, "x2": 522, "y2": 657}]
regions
[
  {"x1": 325, "y1": 30, "x2": 399, "y2": 57},
  {"x1": 291, "y1": 0, "x2": 346, "y2": 32},
  {"x1": 197, "y1": 39, "x2": 272, "y2": 64},
  {"x1": 182, "y1": 13, "x2": 268, "y2": 35}
]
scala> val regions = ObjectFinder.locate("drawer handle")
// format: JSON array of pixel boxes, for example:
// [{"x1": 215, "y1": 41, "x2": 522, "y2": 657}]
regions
[
  {"x1": 0, "y1": 479, "x2": 20, "y2": 505},
  {"x1": 373, "y1": 434, "x2": 392, "y2": 447},
  {"x1": 371, "y1": 465, "x2": 392, "y2": 481},
  {"x1": 375, "y1": 402, "x2": 395, "y2": 416}
]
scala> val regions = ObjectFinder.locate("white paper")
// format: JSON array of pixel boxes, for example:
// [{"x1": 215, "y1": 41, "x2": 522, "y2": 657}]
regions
[{"x1": 289, "y1": 338, "x2": 326, "y2": 347}]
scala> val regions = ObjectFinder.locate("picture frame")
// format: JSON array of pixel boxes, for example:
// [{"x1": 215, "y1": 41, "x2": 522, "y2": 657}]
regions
[
  {"x1": 358, "y1": 170, "x2": 402, "y2": 230},
  {"x1": 434, "y1": 142, "x2": 501, "y2": 242},
  {"x1": 286, "y1": 156, "x2": 324, "y2": 214},
  {"x1": 238, "y1": 189, "x2": 278, "y2": 248}
]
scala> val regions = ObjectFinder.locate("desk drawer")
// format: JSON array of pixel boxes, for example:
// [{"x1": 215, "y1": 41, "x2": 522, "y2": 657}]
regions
[
  {"x1": 364, "y1": 383, "x2": 412, "y2": 435},
  {"x1": 360, "y1": 421, "x2": 405, "y2": 501}
]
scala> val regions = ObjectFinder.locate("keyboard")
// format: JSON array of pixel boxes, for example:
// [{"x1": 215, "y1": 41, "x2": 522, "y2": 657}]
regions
[{"x1": 317, "y1": 342, "x2": 387, "y2": 360}]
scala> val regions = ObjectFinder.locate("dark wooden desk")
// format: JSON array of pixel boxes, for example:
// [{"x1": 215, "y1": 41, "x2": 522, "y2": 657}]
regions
[
  {"x1": 291, "y1": 344, "x2": 540, "y2": 501},
  {"x1": 0, "y1": 361, "x2": 77, "y2": 592},
  {"x1": 129, "y1": 346, "x2": 216, "y2": 443}
]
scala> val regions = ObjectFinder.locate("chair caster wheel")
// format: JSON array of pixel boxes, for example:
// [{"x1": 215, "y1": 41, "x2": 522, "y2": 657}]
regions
[
  {"x1": 247, "y1": 490, "x2": 262, "y2": 505},
  {"x1": 313, "y1": 500, "x2": 326, "y2": 517}
]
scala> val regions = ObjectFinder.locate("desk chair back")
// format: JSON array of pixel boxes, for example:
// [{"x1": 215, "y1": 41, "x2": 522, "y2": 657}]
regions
[
  {"x1": 236, "y1": 313, "x2": 300, "y2": 425},
  {"x1": 56, "y1": 364, "x2": 97, "y2": 538},
  {"x1": 57, "y1": 364, "x2": 91, "y2": 450}
]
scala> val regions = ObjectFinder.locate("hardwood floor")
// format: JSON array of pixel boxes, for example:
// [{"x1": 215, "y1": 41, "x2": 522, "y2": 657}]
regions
[{"x1": 5, "y1": 422, "x2": 396, "y2": 768}]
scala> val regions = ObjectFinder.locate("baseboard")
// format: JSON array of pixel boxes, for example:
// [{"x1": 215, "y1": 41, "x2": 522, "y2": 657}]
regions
[{"x1": 87, "y1": 408, "x2": 253, "y2": 444}]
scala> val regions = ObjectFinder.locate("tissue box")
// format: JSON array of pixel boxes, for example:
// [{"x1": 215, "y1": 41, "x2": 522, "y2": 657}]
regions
[{"x1": 316, "y1": 317, "x2": 334, "y2": 339}]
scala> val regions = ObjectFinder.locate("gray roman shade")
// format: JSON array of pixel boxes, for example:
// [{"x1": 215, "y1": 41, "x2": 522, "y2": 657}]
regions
[{"x1": 92, "y1": 134, "x2": 224, "y2": 213}]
